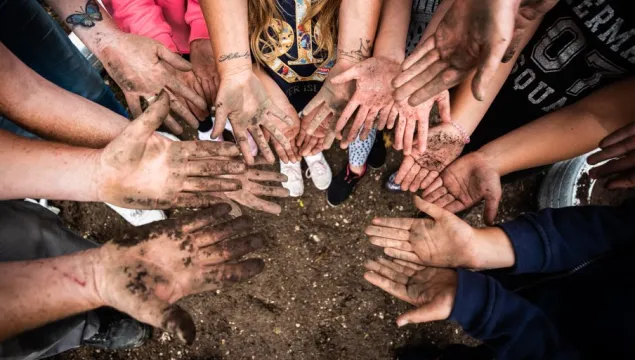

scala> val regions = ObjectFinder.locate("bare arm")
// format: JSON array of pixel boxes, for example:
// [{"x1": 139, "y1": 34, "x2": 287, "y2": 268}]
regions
[
  {"x1": 479, "y1": 76, "x2": 635, "y2": 176},
  {"x1": 0, "y1": 43, "x2": 128, "y2": 148},
  {"x1": 372, "y1": 0, "x2": 411, "y2": 63},
  {"x1": 337, "y1": 0, "x2": 383, "y2": 67}
]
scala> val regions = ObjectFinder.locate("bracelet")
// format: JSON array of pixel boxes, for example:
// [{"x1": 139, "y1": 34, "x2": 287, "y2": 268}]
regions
[{"x1": 450, "y1": 121, "x2": 471, "y2": 144}]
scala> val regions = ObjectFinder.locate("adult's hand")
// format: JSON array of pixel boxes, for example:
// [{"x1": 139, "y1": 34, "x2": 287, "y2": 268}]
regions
[
  {"x1": 394, "y1": 123, "x2": 465, "y2": 192},
  {"x1": 95, "y1": 203, "x2": 265, "y2": 344},
  {"x1": 98, "y1": 33, "x2": 207, "y2": 134},
  {"x1": 213, "y1": 68, "x2": 295, "y2": 165},
  {"x1": 393, "y1": 0, "x2": 558, "y2": 105},
  {"x1": 364, "y1": 258, "x2": 457, "y2": 327},
  {"x1": 301, "y1": 63, "x2": 356, "y2": 149},
  {"x1": 422, "y1": 151, "x2": 502, "y2": 226},
  {"x1": 588, "y1": 121, "x2": 635, "y2": 189},
  {"x1": 220, "y1": 167, "x2": 290, "y2": 215},
  {"x1": 190, "y1": 39, "x2": 221, "y2": 109},
  {"x1": 95, "y1": 91, "x2": 247, "y2": 209}
]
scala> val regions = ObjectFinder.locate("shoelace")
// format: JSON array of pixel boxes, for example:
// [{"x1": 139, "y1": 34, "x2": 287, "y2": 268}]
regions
[{"x1": 305, "y1": 160, "x2": 328, "y2": 179}]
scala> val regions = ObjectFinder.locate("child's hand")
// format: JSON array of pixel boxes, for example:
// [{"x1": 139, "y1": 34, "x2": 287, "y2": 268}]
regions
[
  {"x1": 363, "y1": 257, "x2": 457, "y2": 327},
  {"x1": 589, "y1": 121, "x2": 635, "y2": 189},
  {"x1": 219, "y1": 167, "x2": 290, "y2": 215},
  {"x1": 366, "y1": 196, "x2": 479, "y2": 268},
  {"x1": 423, "y1": 151, "x2": 502, "y2": 226},
  {"x1": 190, "y1": 39, "x2": 220, "y2": 108}
]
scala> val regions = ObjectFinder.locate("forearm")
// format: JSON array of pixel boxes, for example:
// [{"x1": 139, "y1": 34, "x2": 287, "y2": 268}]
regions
[
  {"x1": 0, "y1": 43, "x2": 128, "y2": 148},
  {"x1": 199, "y1": 0, "x2": 250, "y2": 76},
  {"x1": 0, "y1": 249, "x2": 102, "y2": 341},
  {"x1": 372, "y1": 0, "x2": 412, "y2": 62},
  {"x1": 44, "y1": 0, "x2": 123, "y2": 59},
  {"x1": 0, "y1": 130, "x2": 101, "y2": 201},
  {"x1": 337, "y1": 0, "x2": 382, "y2": 67},
  {"x1": 480, "y1": 76, "x2": 635, "y2": 176}
]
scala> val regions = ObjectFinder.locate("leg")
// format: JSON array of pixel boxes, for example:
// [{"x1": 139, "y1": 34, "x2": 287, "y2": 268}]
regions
[
  {"x1": 0, "y1": 201, "x2": 100, "y2": 360},
  {"x1": 0, "y1": 0, "x2": 128, "y2": 118},
  {"x1": 348, "y1": 128, "x2": 378, "y2": 174}
]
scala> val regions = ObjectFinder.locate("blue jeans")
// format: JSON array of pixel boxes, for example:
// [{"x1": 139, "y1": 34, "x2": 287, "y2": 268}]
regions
[{"x1": 0, "y1": 0, "x2": 127, "y2": 138}]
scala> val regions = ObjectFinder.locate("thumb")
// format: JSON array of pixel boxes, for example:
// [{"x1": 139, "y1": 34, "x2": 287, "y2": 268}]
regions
[
  {"x1": 413, "y1": 195, "x2": 447, "y2": 220},
  {"x1": 472, "y1": 41, "x2": 508, "y2": 101},
  {"x1": 483, "y1": 184, "x2": 502, "y2": 226},
  {"x1": 158, "y1": 45, "x2": 193, "y2": 72},
  {"x1": 301, "y1": 95, "x2": 324, "y2": 126},
  {"x1": 396, "y1": 303, "x2": 445, "y2": 327},
  {"x1": 131, "y1": 295, "x2": 197, "y2": 345},
  {"x1": 126, "y1": 90, "x2": 170, "y2": 141},
  {"x1": 329, "y1": 64, "x2": 362, "y2": 84}
]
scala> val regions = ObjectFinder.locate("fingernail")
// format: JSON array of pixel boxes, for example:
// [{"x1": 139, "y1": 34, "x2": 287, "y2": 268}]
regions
[
  {"x1": 397, "y1": 319, "x2": 409, "y2": 327},
  {"x1": 162, "y1": 305, "x2": 196, "y2": 345}
]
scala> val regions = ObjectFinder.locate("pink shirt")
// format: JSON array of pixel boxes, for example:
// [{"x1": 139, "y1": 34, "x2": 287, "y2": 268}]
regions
[{"x1": 102, "y1": 0, "x2": 209, "y2": 54}]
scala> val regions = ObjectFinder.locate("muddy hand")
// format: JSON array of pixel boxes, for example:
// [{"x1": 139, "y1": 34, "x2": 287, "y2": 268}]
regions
[
  {"x1": 94, "y1": 203, "x2": 265, "y2": 344},
  {"x1": 98, "y1": 32, "x2": 207, "y2": 134},
  {"x1": 301, "y1": 64, "x2": 355, "y2": 149},
  {"x1": 214, "y1": 68, "x2": 295, "y2": 165},
  {"x1": 363, "y1": 258, "x2": 457, "y2": 327},
  {"x1": 96, "y1": 91, "x2": 247, "y2": 209},
  {"x1": 422, "y1": 151, "x2": 502, "y2": 226},
  {"x1": 329, "y1": 57, "x2": 398, "y2": 148},
  {"x1": 394, "y1": 123, "x2": 464, "y2": 192},
  {"x1": 588, "y1": 121, "x2": 635, "y2": 189},
  {"x1": 190, "y1": 39, "x2": 221, "y2": 109},
  {"x1": 221, "y1": 166, "x2": 290, "y2": 214},
  {"x1": 366, "y1": 196, "x2": 482, "y2": 268},
  {"x1": 393, "y1": 0, "x2": 557, "y2": 105}
]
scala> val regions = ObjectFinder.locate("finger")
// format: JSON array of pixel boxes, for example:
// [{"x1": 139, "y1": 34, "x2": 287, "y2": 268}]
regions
[
  {"x1": 415, "y1": 107, "x2": 429, "y2": 153},
  {"x1": 588, "y1": 140, "x2": 635, "y2": 166},
  {"x1": 330, "y1": 64, "x2": 362, "y2": 84},
  {"x1": 420, "y1": 171, "x2": 440, "y2": 192},
  {"x1": 396, "y1": 157, "x2": 416, "y2": 185},
  {"x1": 394, "y1": 61, "x2": 449, "y2": 103},
  {"x1": 363, "y1": 272, "x2": 410, "y2": 303},
  {"x1": 395, "y1": 49, "x2": 442, "y2": 90},
  {"x1": 163, "y1": 114, "x2": 185, "y2": 135},
  {"x1": 167, "y1": 78, "x2": 207, "y2": 116},
  {"x1": 225, "y1": 192, "x2": 282, "y2": 214},
  {"x1": 410, "y1": 168, "x2": 429, "y2": 193},
  {"x1": 185, "y1": 159, "x2": 246, "y2": 176},
  {"x1": 182, "y1": 177, "x2": 242, "y2": 192},
  {"x1": 115, "y1": 92, "x2": 170, "y2": 157},
  {"x1": 264, "y1": 123, "x2": 297, "y2": 163},
  {"x1": 267, "y1": 103, "x2": 295, "y2": 126},
  {"x1": 413, "y1": 195, "x2": 447, "y2": 220},
  {"x1": 393, "y1": 110, "x2": 406, "y2": 151},
  {"x1": 401, "y1": 164, "x2": 421, "y2": 191},
  {"x1": 174, "y1": 204, "x2": 233, "y2": 233},
  {"x1": 181, "y1": 141, "x2": 241, "y2": 158},
  {"x1": 397, "y1": 304, "x2": 447, "y2": 327},
  {"x1": 408, "y1": 68, "x2": 461, "y2": 107},
  {"x1": 436, "y1": 92, "x2": 452, "y2": 123},
  {"x1": 212, "y1": 104, "x2": 228, "y2": 139},
  {"x1": 272, "y1": 140, "x2": 289, "y2": 164},
  {"x1": 599, "y1": 123, "x2": 635, "y2": 148},
  {"x1": 590, "y1": 155, "x2": 635, "y2": 179},
  {"x1": 193, "y1": 215, "x2": 254, "y2": 247},
  {"x1": 384, "y1": 247, "x2": 424, "y2": 264},
  {"x1": 387, "y1": 104, "x2": 399, "y2": 130},
  {"x1": 365, "y1": 225, "x2": 410, "y2": 241},
  {"x1": 394, "y1": 259, "x2": 426, "y2": 271},
  {"x1": 605, "y1": 170, "x2": 635, "y2": 189},
  {"x1": 249, "y1": 127, "x2": 275, "y2": 163},
  {"x1": 377, "y1": 105, "x2": 391, "y2": 131},
  {"x1": 376, "y1": 257, "x2": 415, "y2": 276},
  {"x1": 307, "y1": 107, "x2": 332, "y2": 135},
  {"x1": 235, "y1": 129, "x2": 256, "y2": 165},
  {"x1": 360, "y1": 113, "x2": 377, "y2": 142},
  {"x1": 201, "y1": 79, "x2": 214, "y2": 107},
  {"x1": 345, "y1": 105, "x2": 371, "y2": 146},
  {"x1": 484, "y1": 191, "x2": 502, "y2": 226},
  {"x1": 472, "y1": 41, "x2": 510, "y2": 101},
  {"x1": 157, "y1": 46, "x2": 193, "y2": 72},
  {"x1": 364, "y1": 260, "x2": 409, "y2": 285},
  {"x1": 371, "y1": 217, "x2": 414, "y2": 230},
  {"x1": 134, "y1": 299, "x2": 196, "y2": 345},
  {"x1": 401, "y1": 36, "x2": 436, "y2": 71},
  {"x1": 423, "y1": 186, "x2": 447, "y2": 203},
  {"x1": 168, "y1": 93, "x2": 200, "y2": 129},
  {"x1": 199, "y1": 233, "x2": 265, "y2": 265},
  {"x1": 336, "y1": 101, "x2": 359, "y2": 134},
  {"x1": 173, "y1": 192, "x2": 228, "y2": 208},
  {"x1": 445, "y1": 200, "x2": 467, "y2": 214},
  {"x1": 435, "y1": 193, "x2": 455, "y2": 209},
  {"x1": 368, "y1": 237, "x2": 414, "y2": 252},
  {"x1": 196, "y1": 259, "x2": 265, "y2": 291},
  {"x1": 422, "y1": 177, "x2": 443, "y2": 196},
  {"x1": 125, "y1": 93, "x2": 143, "y2": 118},
  {"x1": 296, "y1": 129, "x2": 307, "y2": 147},
  {"x1": 322, "y1": 131, "x2": 336, "y2": 150},
  {"x1": 302, "y1": 95, "x2": 325, "y2": 124},
  {"x1": 247, "y1": 169, "x2": 288, "y2": 182},
  {"x1": 301, "y1": 136, "x2": 319, "y2": 156}
]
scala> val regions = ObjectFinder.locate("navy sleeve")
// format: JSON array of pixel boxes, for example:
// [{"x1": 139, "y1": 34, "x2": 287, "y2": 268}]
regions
[
  {"x1": 449, "y1": 269, "x2": 580, "y2": 360},
  {"x1": 499, "y1": 201, "x2": 635, "y2": 274}
]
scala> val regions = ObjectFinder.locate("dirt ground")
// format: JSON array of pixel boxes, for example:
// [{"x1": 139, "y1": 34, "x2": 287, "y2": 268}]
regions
[{"x1": 52, "y1": 141, "x2": 544, "y2": 360}]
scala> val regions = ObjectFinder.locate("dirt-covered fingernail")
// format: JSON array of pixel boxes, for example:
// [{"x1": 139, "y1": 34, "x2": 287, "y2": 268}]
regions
[{"x1": 162, "y1": 305, "x2": 196, "y2": 345}]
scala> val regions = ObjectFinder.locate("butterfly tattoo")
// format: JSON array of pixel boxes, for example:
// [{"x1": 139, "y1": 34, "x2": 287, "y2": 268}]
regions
[{"x1": 65, "y1": 0, "x2": 103, "y2": 28}]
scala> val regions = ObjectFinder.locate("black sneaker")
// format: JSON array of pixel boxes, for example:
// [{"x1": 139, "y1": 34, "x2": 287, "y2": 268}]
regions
[
  {"x1": 327, "y1": 164, "x2": 366, "y2": 207},
  {"x1": 367, "y1": 131, "x2": 386, "y2": 169},
  {"x1": 83, "y1": 308, "x2": 152, "y2": 350}
]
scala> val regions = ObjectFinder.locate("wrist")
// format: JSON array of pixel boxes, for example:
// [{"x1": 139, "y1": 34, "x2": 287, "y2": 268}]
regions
[
  {"x1": 477, "y1": 144, "x2": 509, "y2": 176},
  {"x1": 67, "y1": 248, "x2": 107, "y2": 309},
  {"x1": 219, "y1": 62, "x2": 252, "y2": 79},
  {"x1": 470, "y1": 227, "x2": 516, "y2": 269},
  {"x1": 89, "y1": 148, "x2": 108, "y2": 203},
  {"x1": 374, "y1": 49, "x2": 405, "y2": 64},
  {"x1": 88, "y1": 28, "x2": 125, "y2": 58}
]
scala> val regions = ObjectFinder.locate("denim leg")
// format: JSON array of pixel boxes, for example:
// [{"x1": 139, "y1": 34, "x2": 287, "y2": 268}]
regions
[{"x1": 0, "y1": 0, "x2": 127, "y2": 118}]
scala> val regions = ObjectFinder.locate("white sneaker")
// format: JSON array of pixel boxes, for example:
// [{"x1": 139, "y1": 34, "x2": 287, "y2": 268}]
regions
[
  {"x1": 24, "y1": 198, "x2": 60, "y2": 215},
  {"x1": 280, "y1": 160, "x2": 304, "y2": 197},
  {"x1": 305, "y1": 152, "x2": 332, "y2": 190},
  {"x1": 106, "y1": 203, "x2": 167, "y2": 227}
]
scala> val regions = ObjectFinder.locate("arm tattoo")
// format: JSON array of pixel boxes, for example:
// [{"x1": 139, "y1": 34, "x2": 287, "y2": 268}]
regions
[
  {"x1": 338, "y1": 38, "x2": 373, "y2": 62},
  {"x1": 65, "y1": 0, "x2": 103, "y2": 28},
  {"x1": 218, "y1": 52, "x2": 251, "y2": 63}
]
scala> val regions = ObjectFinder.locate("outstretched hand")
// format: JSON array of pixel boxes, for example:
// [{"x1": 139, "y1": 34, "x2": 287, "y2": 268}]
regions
[
  {"x1": 422, "y1": 151, "x2": 502, "y2": 226},
  {"x1": 364, "y1": 257, "x2": 457, "y2": 327},
  {"x1": 214, "y1": 68, "x2": 296, "y2": 165},
  {"x1": 393, "y1": 0, "x2": 557, "y2": 105},
  {"x1": 220, "y1": 166, "x2": 290, "y2": 215},
  {"x1": 588, "y1": 121, "x2": 635, "y2": 189},
  {"x1": 96, "y1": 91, "x2": 247, "y2": 209},
  {"x1": 98, "y1": 33, "x2": 207, "y2": 134},
  {"x1": 95, "y1": 203, "x2": 265, "y2": 344}
]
